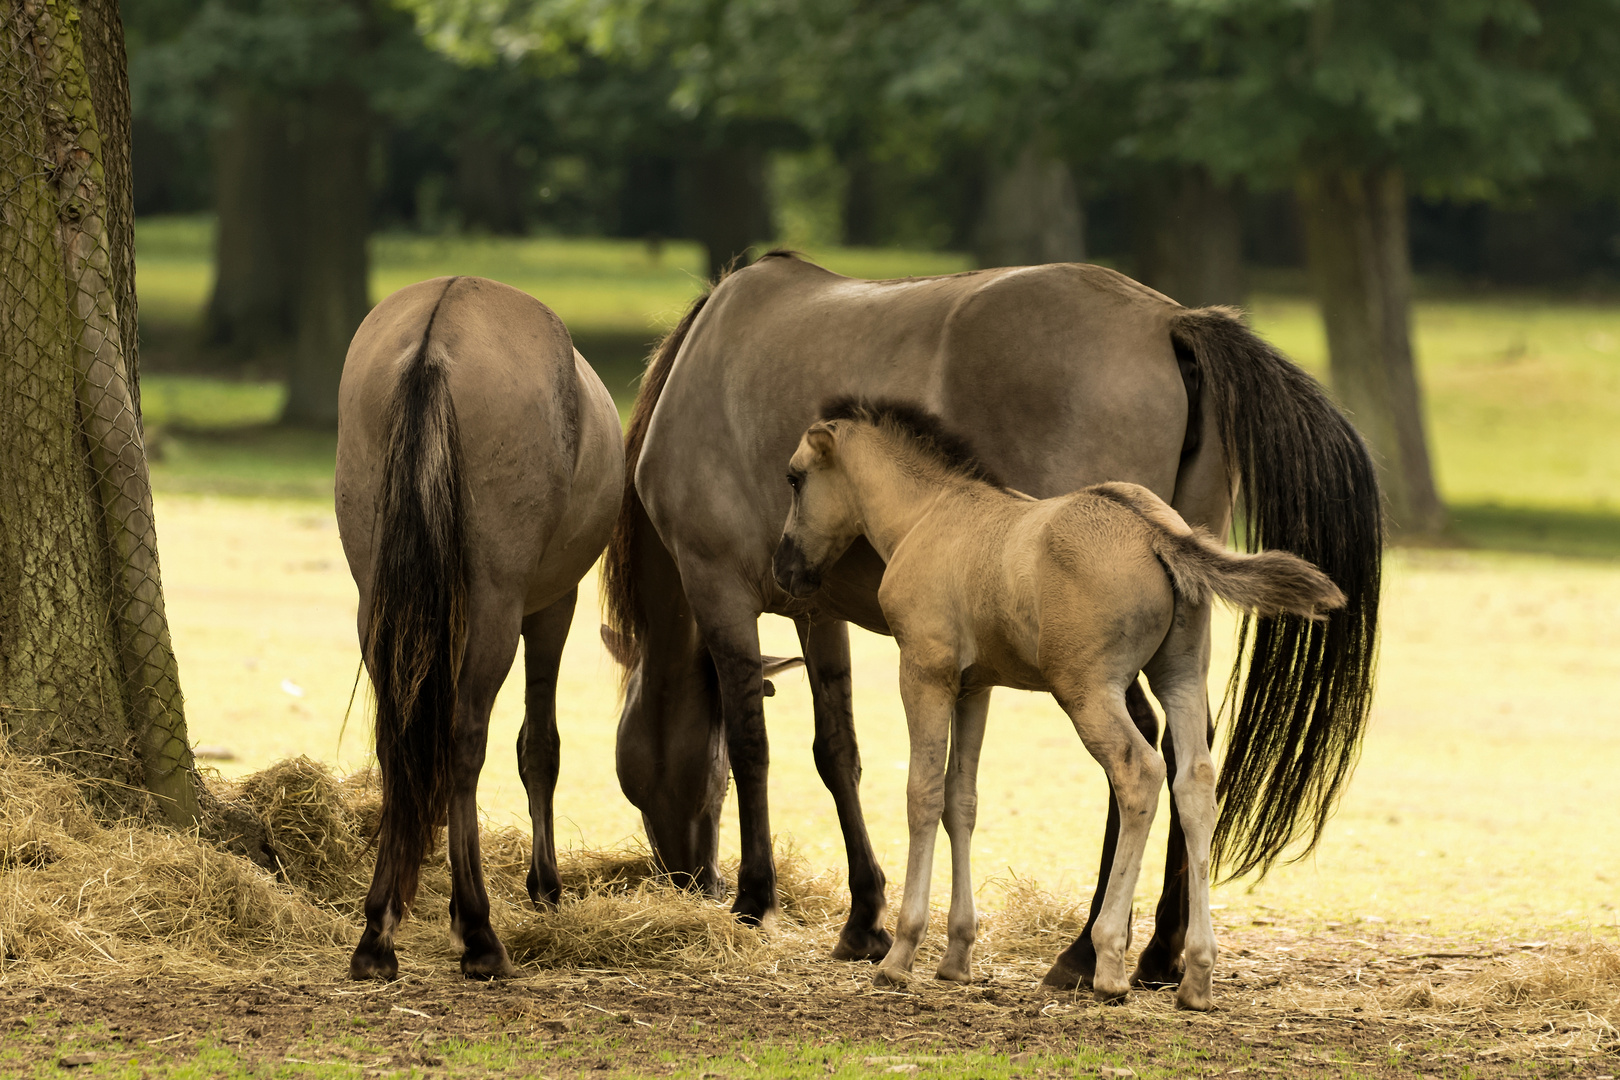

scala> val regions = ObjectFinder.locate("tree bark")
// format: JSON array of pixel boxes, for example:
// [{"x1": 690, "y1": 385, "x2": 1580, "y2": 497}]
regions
[
  {"x1": 686, "y1": 146, "x2": 772, "y2": 282},
  {"x1": 975, "y1": 142, "x2": 1085, "y2": 268},
  {"x1": 1132, "y1": 166, "x2": 1246, "y2": 308},
  {"x1": 1297, "y1": 166, "x2": 1446, "y2": 538},
  {"x1": 280, "y1": 80, "x2": 372, "y2": 428},
  {"x1": 1, "y1": 0, "x2": 199, "y2": 824},
  {"x1": 204, "y1": 90, "x2": 300, "y2": 356}
]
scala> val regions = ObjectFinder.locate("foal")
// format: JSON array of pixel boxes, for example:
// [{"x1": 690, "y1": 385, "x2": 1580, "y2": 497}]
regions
[{"x1": 772, "y1": 399, "x2": 1345, "y2": 1010}]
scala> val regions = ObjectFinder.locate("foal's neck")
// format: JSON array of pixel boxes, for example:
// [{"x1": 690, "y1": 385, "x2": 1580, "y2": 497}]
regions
[{"x1": 844, "y1": 429, "x2": 990, "y2": 562}]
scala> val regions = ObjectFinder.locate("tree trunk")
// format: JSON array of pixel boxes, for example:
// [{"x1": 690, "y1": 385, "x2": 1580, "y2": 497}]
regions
[
  {"x1": 280, "y1": 81, "x2": 371, "y2": 428},
  {"x1": 204, "y1": 90, "x2": 300, "y2": 356},
  {"x1": 975, "y1": 142, "x2": 1085, "y2": 268},
  {"x1": 841, "y1": 145, "x2": 877, "y2": 248},
  {"x1": 1297, "y1": 166, "x2": 1446, "y2": 538},
  {"x1": 1, "y1": 0, "x2": 199, "y2": 824},
  {"x1": 686, "y1": 146, "x2": 772, "y2": 282},
  {"x1": 1132, "y1": 166, "x2": 1246, "y2": 308}
]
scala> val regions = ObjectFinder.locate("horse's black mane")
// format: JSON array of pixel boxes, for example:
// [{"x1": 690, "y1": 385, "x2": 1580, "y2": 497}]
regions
[{"x1": 818, "y1": 396, "x2": 1005, "y2": 489}]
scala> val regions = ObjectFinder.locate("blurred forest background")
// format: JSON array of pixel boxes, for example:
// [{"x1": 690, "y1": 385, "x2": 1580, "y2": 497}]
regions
[{"x1": 125, "y1": 0, "x2": 1620, "y2": 540}]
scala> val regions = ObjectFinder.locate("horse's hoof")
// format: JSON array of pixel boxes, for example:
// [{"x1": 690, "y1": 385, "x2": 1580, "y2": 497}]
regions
[
  {"x1": 730, "y1": 894, "x2": 779, "y2": 930},
  {"x1": 830, "y1": 924, "x2": 893, "y2": 962},
  {"x1": 1130, "y1": 947, "x2": 1185, "y2": 989},
  {"x1": 1040, "y1": 957, "x2": 1090, "y2": 991},
  {"x1": 348, "y1": 945, "x2": 398, "y2": 981},
  {"x1": 872, "y1": 965, "x2": 912, "y2": 988},
  {"x1": 525, "y1": 866, "x2": 562, "y2": 911},
  {"x1": 460, "y1": 944, "x2": 516, "y2": 980},
  {"x1": 934, "y1": 963, "x2": 973, "y2": 984}
]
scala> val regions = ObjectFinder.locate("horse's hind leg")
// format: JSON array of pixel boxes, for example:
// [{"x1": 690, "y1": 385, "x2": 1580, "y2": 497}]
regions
[
  {"x1": 796, "y1": 617, "x2": 892, "y2": 961},
  {"x1": 937, "y1": 688, "x2": 990, "y2": 984},
  {"x1": 517, "y1": 588, "x2": 577, "y2": 908},
  {"x1": 447, "y1": 598, "x2": 523, "y2": 979},
  {"x1": 1142, "y1": 606, "x2": 1219, "y2": 1011},
  {"x1": 1042, "y1": 679, "x2": 1159, "y2": 991}
]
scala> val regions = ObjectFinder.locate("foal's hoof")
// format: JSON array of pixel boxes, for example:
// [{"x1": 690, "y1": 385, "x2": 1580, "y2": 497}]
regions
[
  {"x1": 1174, "y1": 983, "x2": 1214, "y2": 1012},
  {"x1": 830, "y1": 923, "x2": 893, "y2": 962},
  {"x1": 1039, "y1": 957, "x2": 1090, "y2": 992},
  {"x1": 872, "y1": 965, "x2": 912, "y2": 989},
  {"x1": 348, "y1": 943, "x2": 398, "y2": 981},
  {"x1": 1092, "y1": 981, "x2": 1130, "y2": 1005}
]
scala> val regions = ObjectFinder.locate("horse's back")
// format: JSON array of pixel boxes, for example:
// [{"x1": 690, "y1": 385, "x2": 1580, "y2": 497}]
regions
[
  {"x1": 338, "y1": 276, "x2": 621, "y2": 614},
  {"x1": 640, "y1": 256, "x2": 1191, "y2": 610}
]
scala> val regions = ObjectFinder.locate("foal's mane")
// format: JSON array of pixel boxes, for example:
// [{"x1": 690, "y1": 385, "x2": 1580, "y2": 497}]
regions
[{"x1": 819, "y1": 397, "x2": 1005, "y2": 489}]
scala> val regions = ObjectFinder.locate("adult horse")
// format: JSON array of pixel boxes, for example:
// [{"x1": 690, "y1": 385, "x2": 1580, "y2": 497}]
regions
[
  {"x1": 604, "y1": 254, "x2": 1380, "y2": 985},
  {"x1": 336, "y1": 276, "x2": 622, "y2": 979}
]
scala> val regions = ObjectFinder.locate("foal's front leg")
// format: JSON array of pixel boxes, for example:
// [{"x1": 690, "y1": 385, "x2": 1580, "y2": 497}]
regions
[
  {"x1": 874, "y1": 653, "x2": 959, "y2": 987},
  {"x1": 937, "y1": 688, "x2": 990, "y2": 983}
]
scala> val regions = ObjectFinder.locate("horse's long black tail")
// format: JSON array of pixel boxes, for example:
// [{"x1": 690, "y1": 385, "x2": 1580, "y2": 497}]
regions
[
  {"x1": 1170, "y1": 306, "x2": 1383, "y2": 881},
  {"x1": 364, "y1": 329, "x2": 467, "y2": 916}
]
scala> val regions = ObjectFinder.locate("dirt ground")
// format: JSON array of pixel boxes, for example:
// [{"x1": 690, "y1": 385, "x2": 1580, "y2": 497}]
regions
[{"x1": 4, "y1": 923, "x2": 1617, "y2": 1078}]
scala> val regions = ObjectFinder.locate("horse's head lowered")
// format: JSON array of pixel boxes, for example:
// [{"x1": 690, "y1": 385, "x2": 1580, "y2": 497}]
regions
[{"x1": 774, "y1": 420, "x2": 864, "y2": 599}]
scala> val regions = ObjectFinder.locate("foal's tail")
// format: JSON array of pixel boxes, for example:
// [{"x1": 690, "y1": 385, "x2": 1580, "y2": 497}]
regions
[
  {"x1": 1094, "y1": 483, "x2": 1348, "y2": 619},
  {"x1": 363, "y1": 330, "x2": 467, "y2": 918},
  {"x1": 1169, "y1": 306, "x2": 1382, "y2": 882}
]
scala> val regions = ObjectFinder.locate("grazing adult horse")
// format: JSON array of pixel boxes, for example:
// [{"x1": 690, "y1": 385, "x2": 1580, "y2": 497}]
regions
[
  {"x1": 773, "y1": 401, "x2": 1347, "y2": 1009},
  {"x1": 604, "y1": 253, "x2": 1380, "y2": 984},
  {"x1": 336, "y1": 276, "x2": 623, "y2": 979}
]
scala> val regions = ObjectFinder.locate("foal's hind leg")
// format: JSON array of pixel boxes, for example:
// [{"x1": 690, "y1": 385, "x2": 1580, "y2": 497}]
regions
[
  {"x1": 1050, "y1": 683, "x2": 1165, "y2": 1002},
  {"x1": 1142, "y1": 605, "x2": 1219, "y2": 1011},
  {"x1": 517, "y1": 588, "x2": 577, "y2": 909},
  {"x1": 1042, "y1": 680, "x2": 1159, "y2": 991},
  {"x1": 937, "y1": 688, "x2": 990, "y2": 984},
  {"x1": 447, "y1": 601, "x2": 523, "y2": 979},
  {"x1": 796, "y1": 617, "x2": 892, "y2": 961}
]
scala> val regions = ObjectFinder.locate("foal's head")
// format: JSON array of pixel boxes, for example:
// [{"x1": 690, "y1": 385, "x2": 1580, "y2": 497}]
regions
[{"x1": 773, "y1": 419, "x2": 860, "y2": 599}]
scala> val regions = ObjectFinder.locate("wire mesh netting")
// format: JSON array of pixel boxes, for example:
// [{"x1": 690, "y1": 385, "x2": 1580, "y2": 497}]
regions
[{"x1": 1, "y1": 0, "x2": 199, "y2": 823}]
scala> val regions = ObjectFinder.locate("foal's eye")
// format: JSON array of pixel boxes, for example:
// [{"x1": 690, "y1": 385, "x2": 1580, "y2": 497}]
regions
[{"x1": 786, "y1": 473, "x2": 801, "y2": 492}]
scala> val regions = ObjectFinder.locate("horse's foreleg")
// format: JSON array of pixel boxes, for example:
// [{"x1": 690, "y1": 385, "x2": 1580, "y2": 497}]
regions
[
  {"x1": 874, "y1": 656, "x2": 957, "y2": 987},
  {"x1": 937, "y1": 688, "x2": 990, "y2": 984},
  {"x1": 517, "y1": 589, "x2": 577, "y2": 909},
  {"x1": 702, "y1": 615, "x2": 777, "y2": 926},
  {"x1": 448, "y1": 609, "x2": 521, "y2": 979},
  {"x1": 796, "y1": 617, "x2": 891, "y2": 961},
  {"x1": 1143, "y1": 607, "x2": 1219, "y2": 1011},
  {"x1": 1057, "y1": 687, "x2": 1164, "y2": 1002},
  {"x1": 1043, "y1": 679, "x2": 1159, "y2": 991}
]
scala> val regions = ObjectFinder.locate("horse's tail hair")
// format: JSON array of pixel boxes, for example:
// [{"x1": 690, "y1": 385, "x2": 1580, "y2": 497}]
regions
[
  {"x1": 1093, "y1": 483, "x2": 1347, "y2": 619},
  {"x1": 601, "y1": 290, "x2": 710, "y2": 683},
  {"x1": 1169, "y1": 306, "x2": 1383, "y2": 882},
  {"x1": 363, "y1": 314, "x2": 467, "y2": 918}
]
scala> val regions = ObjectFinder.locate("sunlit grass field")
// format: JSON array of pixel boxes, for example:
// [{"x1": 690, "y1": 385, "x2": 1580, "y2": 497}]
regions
[{"x1": 135, "y1": 217, "x2": 1620, "y2": 942}]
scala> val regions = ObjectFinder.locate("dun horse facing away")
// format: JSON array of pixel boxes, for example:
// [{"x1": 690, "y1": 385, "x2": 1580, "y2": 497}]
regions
[
  {"x1": 336, "y1": 276, "x2": 623, "y2": 979},
  {"x1": 774, "y1": 400, "x2": 1346, "y2": 1009}
]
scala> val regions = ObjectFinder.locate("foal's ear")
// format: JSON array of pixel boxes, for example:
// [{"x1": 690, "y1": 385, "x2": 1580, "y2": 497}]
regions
[{"x1": 806, "y1": 423, "x2": 836, "y2": 460}]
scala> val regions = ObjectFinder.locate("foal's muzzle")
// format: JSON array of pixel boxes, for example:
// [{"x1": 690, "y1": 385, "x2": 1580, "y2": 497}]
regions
[{"x1": 772, "y1": 535, "x2": 822, "y2": 599}]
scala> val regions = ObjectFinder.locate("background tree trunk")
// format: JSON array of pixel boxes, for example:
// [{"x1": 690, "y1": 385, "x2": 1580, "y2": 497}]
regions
[
  {"x1": 1, "y1": 0, "x2": 199, "y2": 824},
  {"x1": 1132, "y1": 166, "x2": 1246, "y2": 308},
  {"x1": 975, "y1": 142, "x2": 1085, "y2": 268},
  {"x1": 204, "y1": 90, "x2": 300, "y2": 357},
  {"x1": 1297, "y1": 166, "x2": 1447, "y2": 538},
  {"x1": 280, "y1": 81, "x2": 372, "y2": 428},
  {"x1": 686, "y1": 145, "x2": 773, "y2": 282}
]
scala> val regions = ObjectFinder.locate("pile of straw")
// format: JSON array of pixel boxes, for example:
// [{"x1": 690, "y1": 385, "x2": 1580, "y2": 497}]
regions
[{"x1": 0, "y1": 749, "x2": 845, "y2": 980}]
